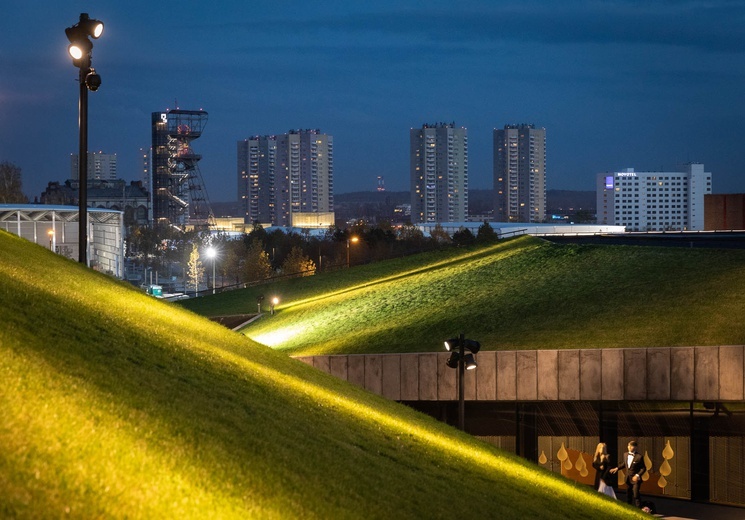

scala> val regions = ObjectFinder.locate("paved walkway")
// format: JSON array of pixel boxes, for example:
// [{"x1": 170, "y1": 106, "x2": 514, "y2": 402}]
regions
[{"x1": 616, "y1": 493, "x2": 744, "y2": 519}]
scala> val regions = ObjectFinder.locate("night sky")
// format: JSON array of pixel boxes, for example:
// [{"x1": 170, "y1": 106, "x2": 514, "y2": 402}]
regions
[{"x1": 2, "y1": 1, "x2": 745, "y2": 203}]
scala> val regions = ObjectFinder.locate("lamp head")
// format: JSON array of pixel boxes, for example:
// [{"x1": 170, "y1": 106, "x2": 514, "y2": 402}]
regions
[
  {"x1": 67, "y1": 39, "x2": 91, "y2": 61},
  {"x1": 444, "y1": 338, "x2": 459, "y2": 352},
  {"x1": 89, "y1": 19, "x2": 104, "y2": 39},
  {"x1": 446, "y1": 351, "x2": 460, "y2": 369},
  {"x1": 464, "y1": 339, "x2": 481, "y2": 354},
  {"x1": 464, "y1": 353, "x2": 477, "y2": 370},
  {"x1": 65, "y1": 13, "x2": 104, "y2": 67}
]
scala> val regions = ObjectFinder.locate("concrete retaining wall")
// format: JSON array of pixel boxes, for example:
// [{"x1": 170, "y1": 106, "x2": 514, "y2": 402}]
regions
[{"x1": 295, "y1": 346, "x2": 745, "y2": 402}]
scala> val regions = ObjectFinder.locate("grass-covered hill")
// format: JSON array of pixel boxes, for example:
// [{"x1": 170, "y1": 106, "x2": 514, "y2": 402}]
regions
[
  {"x1": 0, "y1": 230, "x2": 645, "y2": 518},
  {"x1": 182, "y1": 236, "x2": 745, "y2": 356}
]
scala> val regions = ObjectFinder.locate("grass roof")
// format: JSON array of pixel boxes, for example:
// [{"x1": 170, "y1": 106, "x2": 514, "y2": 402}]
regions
[
  {"x1": 183, "y1": 236, "x2": 745, "y2": 356},
  {"x1": 0, "y1": 230, "x2": 646, "y2": 518}
]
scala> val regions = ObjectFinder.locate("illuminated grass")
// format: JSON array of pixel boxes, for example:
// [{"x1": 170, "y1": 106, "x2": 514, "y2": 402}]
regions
[
  {"x1": 185, "y1": 236, "x2": 745, "y2": 355},
  {"x1": 0, "y1": 230, "x2": 645, "y2": 518}
]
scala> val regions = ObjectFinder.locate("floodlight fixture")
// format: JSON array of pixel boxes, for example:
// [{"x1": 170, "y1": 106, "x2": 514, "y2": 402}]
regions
[
  {"x1": 444, "y1": 338, "x2": 459, "y2": 352},
  {"x1": 442, "y1": 333, "x2": 480, "y2": 430},
  {"x1": 90, "y1": 20, "x2": 104, "y2": 39},
  {"x1": 65, "y1": 13, "x2": 104, "y2": 43},
  {"x1": 464, "y1": 339, "x2": 481, "y2": 354}
]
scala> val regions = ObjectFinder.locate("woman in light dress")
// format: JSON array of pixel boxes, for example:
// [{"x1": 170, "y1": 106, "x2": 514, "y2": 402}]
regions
[{"x1": 592, "y1": 443, "x2": 617, "y2": 499}]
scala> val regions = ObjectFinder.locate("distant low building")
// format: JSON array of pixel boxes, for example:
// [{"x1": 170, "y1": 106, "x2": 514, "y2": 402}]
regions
[
  {"x1": 416, "y1": 221, "x2": 624, "y2": 238},
  {"x1": 40, "y1": 179, "x2": 149, "y2": 227},
  {"x1": 0, "y1": 204, "x2": 124, "y2": 277},
  {"x1": 705, "y1": 193, "x2": 745, "y2": 230},
  {"x1": 291, "y1": 212, "x2": 335, "y2": 229},
  {"x1": 212, "y1": 217, "x2": 250, "y2": 234}
]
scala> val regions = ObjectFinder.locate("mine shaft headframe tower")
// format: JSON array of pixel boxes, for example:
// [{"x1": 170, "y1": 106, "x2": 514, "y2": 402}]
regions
[{"x1": 151, "y1": 109, "x2": 213, "y2": 230}]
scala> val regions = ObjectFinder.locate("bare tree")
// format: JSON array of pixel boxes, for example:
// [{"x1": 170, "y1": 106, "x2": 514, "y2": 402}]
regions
[
  {"x1": 0, "y1": 161, "x2": 28, "y2": 203},
  {"x1": 187, "y1": 243, "x2": 204, "y2": 296}
]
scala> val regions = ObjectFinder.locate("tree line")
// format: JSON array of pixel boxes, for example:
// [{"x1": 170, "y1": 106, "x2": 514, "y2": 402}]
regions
[{"x1": 127, "y1": 220, "x2": 501, "y2": 290}]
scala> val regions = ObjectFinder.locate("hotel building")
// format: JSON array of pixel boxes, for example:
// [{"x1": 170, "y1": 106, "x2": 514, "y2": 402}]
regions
[{"x1": 596, "y1": 163, "x2": 712, "y2": 231}]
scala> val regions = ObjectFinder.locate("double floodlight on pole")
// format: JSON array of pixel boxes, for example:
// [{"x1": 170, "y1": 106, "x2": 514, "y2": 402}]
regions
[
  {"x1": 65, "y1": 13, "x2": 104, "y2": 266},
  {"x1": 444, "y1": 334, "x2": 480, "y2": 430}
]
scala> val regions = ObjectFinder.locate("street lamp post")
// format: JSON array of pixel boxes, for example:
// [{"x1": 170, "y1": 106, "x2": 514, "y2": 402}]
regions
[
  {"x1": 206, "y1": 246, "x2": 217, "y2": 295},
  {"x1": 65, "y1": 13, "x2": 104, "y2": 266},
  {"x1": 346, "y1": 236, "x2": 359, "y2": 268},
  {"x1": 444, "y1": 334, "x2": 480, "y2": 430},
  {"x1": 48, "y1": 229, "x2": 54, "y2": 251}
]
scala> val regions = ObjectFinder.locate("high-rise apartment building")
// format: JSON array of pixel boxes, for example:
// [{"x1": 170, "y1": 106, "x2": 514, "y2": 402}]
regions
[
  {"x1": 238, "y1": 136, "x2": 277, "y2": 225},
  {"x1": 410, "y1": 123, "x2": 468, "y2": 223},
  {"x1": 493, "y1": 124, "x2": 546, "y2": 223},
  {"x1": 139, "y1": 147, "x2": 150, "y2": 188},
  {"x1": 70, "y1": 151, "x2": 117, "y2": 181},
  {"x1": 237, "y1": 129, "x2": 334, "y2": 226},
  {"x1": 596, "y1": 163, "x2": 712, "y2": 231}
]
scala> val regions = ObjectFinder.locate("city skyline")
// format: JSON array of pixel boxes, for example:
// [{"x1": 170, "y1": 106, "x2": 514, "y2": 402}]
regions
[{"x1": 2, "y1": 2, "x2": 745, "y2": 203}]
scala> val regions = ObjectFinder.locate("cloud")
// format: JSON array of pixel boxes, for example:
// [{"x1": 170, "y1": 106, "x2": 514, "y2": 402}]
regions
[{"x1": 215, "y1": 1, "x2": 745, "y2": 54}]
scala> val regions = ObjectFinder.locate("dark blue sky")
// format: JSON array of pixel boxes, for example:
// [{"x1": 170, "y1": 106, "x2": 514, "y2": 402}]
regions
[{"x1": 2, "y1": 1, "x2": 745, "y2": 202}]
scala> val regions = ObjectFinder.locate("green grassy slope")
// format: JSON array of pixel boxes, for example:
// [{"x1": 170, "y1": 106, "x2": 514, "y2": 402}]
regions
[
  {"x1": 182, "y1": 236, "x2": 745, "y2": 356},
  {"x1": 0, "y1": 230, "x2": 644, "y2": 518}
]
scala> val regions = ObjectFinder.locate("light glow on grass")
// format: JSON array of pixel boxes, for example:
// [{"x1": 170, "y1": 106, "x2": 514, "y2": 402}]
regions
[
  {"x1": 252, "y1": 323, "x2": 310, "y2": 347},
  {"x1": 227, "y1": 237, "x2": 745, "y2": 356},
  {"x1": 282, "y1": 241, "x2": 528, "y2": 311}
]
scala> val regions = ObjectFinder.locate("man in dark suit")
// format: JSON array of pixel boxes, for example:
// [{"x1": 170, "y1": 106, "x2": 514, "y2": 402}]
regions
[{"x1": 610, "y1": 440, "x2": 646, "y2": 508}]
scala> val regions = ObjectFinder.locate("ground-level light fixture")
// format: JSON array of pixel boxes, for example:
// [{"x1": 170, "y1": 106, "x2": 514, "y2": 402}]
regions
[
  {"x1": 270, "y1": 296, "x2": 279, "y2": 315},
  {"x1": 346, "y1": 236, "x2": 359, "y2": 268},
  {"x1": 65, "y1": 12, "x2": 104, "y2": 266},
  {"x1": 444, "y1": 333, "x2": 480, "y2": 430}
]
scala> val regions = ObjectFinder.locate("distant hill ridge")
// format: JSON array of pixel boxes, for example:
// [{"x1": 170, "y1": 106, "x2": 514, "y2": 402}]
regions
[{"x1": 213, "y1": 190, "x2": 595, "y2": 217}]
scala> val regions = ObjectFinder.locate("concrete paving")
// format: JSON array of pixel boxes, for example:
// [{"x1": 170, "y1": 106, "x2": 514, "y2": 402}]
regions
[{"x1": 615, "y1": 493, "x2": 745, "y2": 519}]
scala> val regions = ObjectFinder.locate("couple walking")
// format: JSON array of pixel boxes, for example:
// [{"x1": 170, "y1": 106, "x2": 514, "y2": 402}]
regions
[{"x1": 592, "y1": 440, "x2": 646, "y2": 508}]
